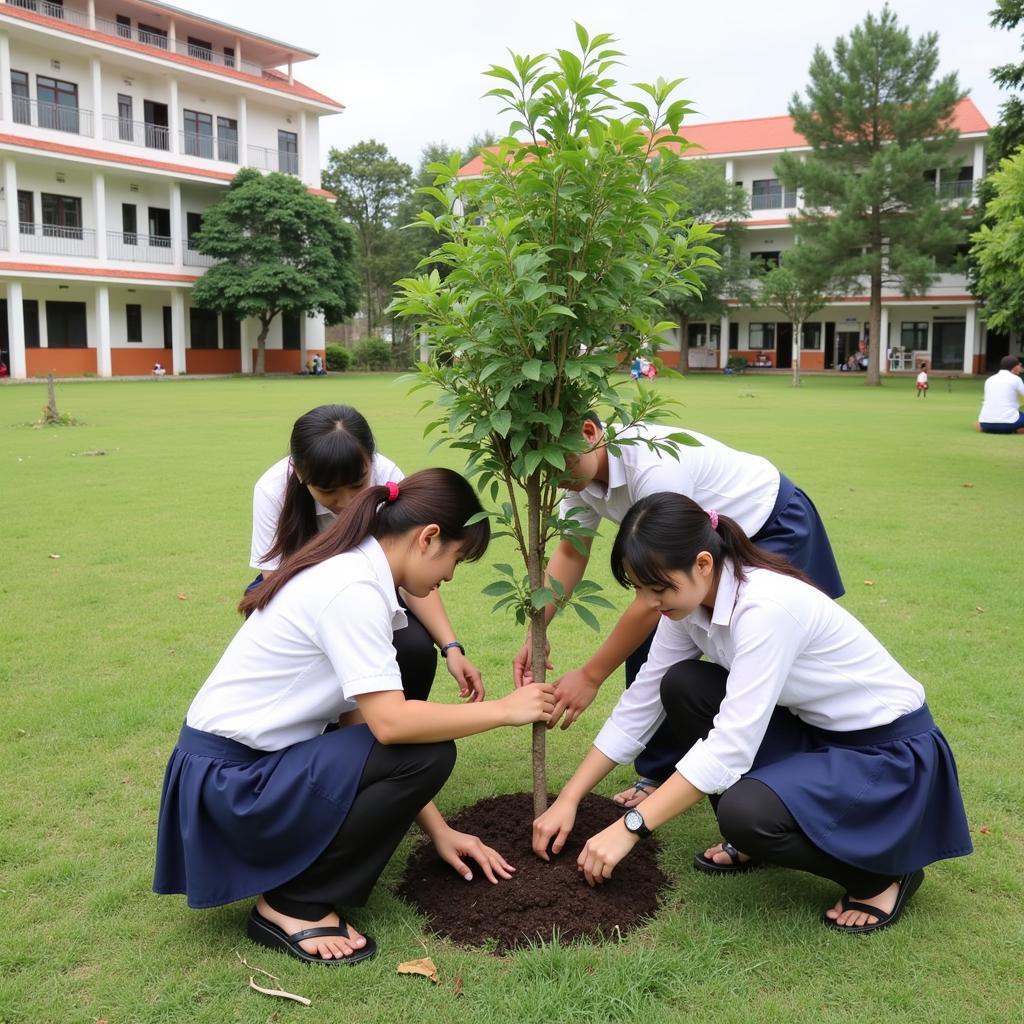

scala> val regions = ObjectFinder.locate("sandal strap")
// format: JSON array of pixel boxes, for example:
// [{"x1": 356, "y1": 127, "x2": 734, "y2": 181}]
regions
[
  {"x1": 840, "y1": 895, "x2": 891, "y2": 923},
  {"x1": 720, "y1": 841, "x2": 743, "y2": 865},
  {"x1": 289, "y1": 923, "x2": 351, "y2": 942}
]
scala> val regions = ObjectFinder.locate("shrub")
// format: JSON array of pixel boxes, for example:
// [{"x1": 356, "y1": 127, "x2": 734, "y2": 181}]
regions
[
  {"x1": 325, "y1": 344, "x2": 351, "y2": 371},
  {"x1": 351, "y1": 337, "x2": 392, "y2": 370}
]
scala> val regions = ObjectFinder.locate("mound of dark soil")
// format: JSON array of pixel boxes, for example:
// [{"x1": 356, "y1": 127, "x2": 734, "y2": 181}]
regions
[{"x1": 398, "y1": 792, "x2": 669, "y2": 953}]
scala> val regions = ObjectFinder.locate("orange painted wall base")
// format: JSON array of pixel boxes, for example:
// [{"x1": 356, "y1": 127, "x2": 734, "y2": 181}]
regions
[{"x1": 26, "y1": 349, "x2": 97, "y2": 376}]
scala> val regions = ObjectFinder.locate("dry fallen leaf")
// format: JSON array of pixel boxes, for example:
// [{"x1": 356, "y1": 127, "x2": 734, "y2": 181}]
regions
[
  {"x1": 177, "y1": 592, "x2": 188, "y2": 601},
  {"x1": 979, "y1": 827, "x2": 991, "y2": 835},
  {"x1": 398, "y1": 957, "x2": 439, "y2": 984},
  {"x1": 49, "y1": 553, "x2": 61, "y2": 559},
  {"x1": 249, "y1": 977, "x2": 311, "y2": 1006},
  {"x1": 452, "y1": 975, "x2": 464, "y2": 997},
  {"x1": 961, "y1": 483, "x2": 975, "y2": 488},
  {"x1": 863, "y1": 580, "x2": 875, "y2": 586},
  {"x1": 976, "y1": 607, "x2": 985, "y2": 614}
]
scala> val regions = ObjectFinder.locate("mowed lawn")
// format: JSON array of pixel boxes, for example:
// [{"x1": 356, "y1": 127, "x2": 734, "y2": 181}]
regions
[{"x1": 0, "y1": 371, "x2": 1021, "y2": 1024}]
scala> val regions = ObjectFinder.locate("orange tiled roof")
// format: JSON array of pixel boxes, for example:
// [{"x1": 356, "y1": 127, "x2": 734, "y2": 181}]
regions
[{"x1": 457, "y1": 98, "x2": 990, "y2": 175}]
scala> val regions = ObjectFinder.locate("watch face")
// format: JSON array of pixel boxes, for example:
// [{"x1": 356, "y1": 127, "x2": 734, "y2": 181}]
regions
[{"x1": 625, "y1": 810, "x2": 643, "y2": 832}]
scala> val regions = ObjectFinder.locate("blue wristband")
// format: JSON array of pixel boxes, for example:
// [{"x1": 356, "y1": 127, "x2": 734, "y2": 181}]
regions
[{"x1": 440, "y1": 641, "x2": 465, "y2": 657}]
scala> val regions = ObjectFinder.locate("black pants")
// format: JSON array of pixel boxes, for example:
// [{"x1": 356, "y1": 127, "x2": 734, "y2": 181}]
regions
[
  {"x1": 265, "y1": 739, "x2": 456, "y2": 919},
  {"x1": 660, "y1": 660, "x2": 895, "y2": 899}
]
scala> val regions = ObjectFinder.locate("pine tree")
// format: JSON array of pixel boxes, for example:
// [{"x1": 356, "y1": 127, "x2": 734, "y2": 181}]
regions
[{"x1": 777, "y1": 6, "x2": 966, "y2": 385}]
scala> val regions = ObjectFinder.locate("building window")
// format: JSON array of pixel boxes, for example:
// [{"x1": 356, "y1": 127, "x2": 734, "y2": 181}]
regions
[
  {"x1": 138, "y1": 23, "x2": 168, "y2": 49},
  {"x1": 36, "y1": 75, "x2": 79, "y2": 133},
  {"x1": 749, "y1": 322, "x2": 776, "y2": 350},
  {"x1": 187, "y1": 36, "x2": 213, "y2": 61},
  {"x1": 122, "y1": 203, "x2": 137, "y2": 244},
  {"x1": 222, "y1": 313, "x2": 241, "y2": 349},
  {"x1": 750, "y1": 250, "x2": 781, "y2": 270},
  {"x1": 217, "y1": 116, "x2": 238, "y2": 163},
  {"x1": 729, "y1": 322, "x2": 739, "y2": 350},
  {"x1": 117, "y1": 93, "x2": 133, "y2": 141},
  {"x1": 751, "y1": 178, "x2": 796, "y2": 211},
  {"x1": 186, "y1": 211, "x2": 203, "y2": 250},
  {"x1": 900, "y1": 322, "x2": 929, "y2": 351},
  {"x1": 18, "y1": 190, "x2": 34, "y2": 232},
  {"x1": 116, "y1": 14, "x2": 131, "y2": 38},
  {"x1": 24, "y1": 299, "x2": 40, "y2": 348},
  {"x1": 183, "y1": 109, "x2": 214, "y2": 159},
  {"x1": 41, "y1": 193, "x2": 83, "y2": 238},
  {"x1": 801, "y1": 323, "x2": 822, "y2": 350},
  {"x1": 278, "y1": 130, "x2": 299, "y2": 175},
  {"x1": 189, "y1": 308, "x2": 219, "y2": 349},
  {"x1": 126, "y1": 303, "x2": 143, "y2": 343},
  {"x1": 223, "y1": 46, "x2": 235, "y2": 68},
  {"x1": 163, "y1": 306, "x2": 172, "y2": 349},
  {"x1": 148, "y1": 207, "x2": 171, "y2": 245},
  {"x1": 11, "y1": 70, "x2": 31, "y2": 125},
  {"x1": 46, "y1": 301, "x2": 88, "y2": 348},
  {"x1": 282, "y1": 313, "x2": 301, "y2": 349}
]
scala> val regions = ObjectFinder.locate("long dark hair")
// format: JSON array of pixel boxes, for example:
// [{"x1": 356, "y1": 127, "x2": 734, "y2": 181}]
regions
[
  {"x1": 611, "y1": 492, "x2": 811, "y2": 592},
  {"x1": 241, "y1": 468, "x2": 490, "y2": 615},
  {"x1": 263, "y1": 405, "x2": 376, "y2": 565}
]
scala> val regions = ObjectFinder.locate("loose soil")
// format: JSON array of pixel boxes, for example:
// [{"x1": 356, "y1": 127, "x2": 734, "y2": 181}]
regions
[{"x1": 398, "y1": 792, "x2": 670, "y2": 953}]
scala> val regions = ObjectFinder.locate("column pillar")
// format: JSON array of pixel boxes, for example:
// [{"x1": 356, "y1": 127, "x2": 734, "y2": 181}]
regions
[
  {"x1": 90, "y1": 58, "x2": 102, "y2": 140},
  {"x1": 724, "y1": 159, "x2": 734, "y2": 183},
  {"x1": 240, "y1": 318, "x2": 253, "y2": 374},
  {"x1": 719, "y1": 314, "x2": 730, "y2": 370},
  {"x1": 5, "y1": 158, "x2": 20, "y2": 256},
  {"x1": 0, "y1": 34, "x2": 13, "y2": 123},
  {"x1": 298, "y1": 110, "x2": 307, "y2": 181},
  {"x1": 878, "y1": 306, "x2": 889, "y2": 376},
  {"x1": 168, "y1": 19, "x2": 177, "y2": 51},
  {"x1": 418, "y1": 329, "x2": 429, "y2": 363},
  {"x1": 973, "y1": 141, "x2": 986, "y2": 202},
  {"x1": 171, "y1": 288, "x2": 187, "y2": 374},
  {"x1": 6, "y1": 280, "x2": 26, "y2": 379},
  {"x1": 92, "y1": 169, "x2": 106, "y2": 260},
  {"x1": 237, "y1": 94, "x2": 248, "y2": 168},
  {"x1": 963, "y1": 305, "x2": 977, "y2": 375},
  {"x1": 87, "y1": 0, "x2": 95, "y2": 28},
  {"x1": 234, "y1": 36, "x2": 243, "y2": 70},
  {"x1": 306, "y1": 311, "x2": 325, "y2": 360},
  {"x1": 169, "y1": 181, "x2": 182, "y2": 267},
  {"x1": 95, "y1": 285, "x2": 111, "y2": 377},
  {"x1": 168, "y1": 78, "x2": 179, "y2": 154}
]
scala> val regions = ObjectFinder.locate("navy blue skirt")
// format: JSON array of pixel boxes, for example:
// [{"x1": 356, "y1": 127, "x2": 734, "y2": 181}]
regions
[
  {"x1": 743, "y1": 704, "x2": 973, "y2": 876},
  {"x1": 753, "y1": 474, "x2": 845, "y2": 599},
  {"x1": 154, "y1": 723, "x2": 376, "y2": 909}
]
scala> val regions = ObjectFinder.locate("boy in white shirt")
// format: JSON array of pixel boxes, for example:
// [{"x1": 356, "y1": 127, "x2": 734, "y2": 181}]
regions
[{"x1": 977, "y1": 354, "x2": 1024, "y2": 433}]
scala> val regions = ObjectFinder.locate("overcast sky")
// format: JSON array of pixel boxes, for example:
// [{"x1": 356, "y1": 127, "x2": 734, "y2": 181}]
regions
[{"x1": 217, "y1": 0, "x2": 1017, "y2": 169}]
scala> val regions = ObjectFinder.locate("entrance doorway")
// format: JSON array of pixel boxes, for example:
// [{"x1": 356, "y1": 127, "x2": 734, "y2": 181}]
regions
[
  {"x1": 46, "y1": 301, "x2": 87, "y2": 347},
  {"x1": 775, "y1": 323, "x2": 793, "y2": 369},
  {"x1": 836, "y1": 331, "x2": 860, "y2": 368}
]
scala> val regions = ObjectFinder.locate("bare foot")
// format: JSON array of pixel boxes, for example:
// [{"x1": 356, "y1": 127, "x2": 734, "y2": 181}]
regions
[
  {"x1": 824, "y1": 881, "x2": 900, "y2": 929},
  {"x1": 256, "y1": 896, "x2": 367, "y2": 961},
  {"x1": 612, "y1": 779, "x2": 657, "y2": 808},
  {"x1": 701, "y1": 841, "x2": 752, "y2": 867}
]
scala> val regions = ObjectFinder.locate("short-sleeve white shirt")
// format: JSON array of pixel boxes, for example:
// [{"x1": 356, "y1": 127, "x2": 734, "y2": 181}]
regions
[
  {"x1": 592, "y1": 563, "x2": 925, "y2": 795},
  {"x1": 978, "y1": 369, "x2": 1024, "y2": 424},
  {"x1": 250, "y1": 453, "x2": 404, "y2": 570},
  {"x1": 558, "y1": 423, "x2": 780, "y2": 537},
  {"x1": 188, "y1": 537, "x2": 406, "y2": 750}
]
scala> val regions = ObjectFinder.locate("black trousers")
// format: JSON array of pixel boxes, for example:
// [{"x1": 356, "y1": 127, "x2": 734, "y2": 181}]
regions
[
  {"x1": 660, "y1": 660, "x2": 895, "y2": 899},
  {"x1": 265, "y1": 739, "x2": 457, "y2": 919}
]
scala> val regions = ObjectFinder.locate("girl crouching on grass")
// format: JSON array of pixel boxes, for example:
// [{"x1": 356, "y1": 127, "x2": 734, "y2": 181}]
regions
[
  {"x1": 533, "y1": 492, "x2": 971, "y2": 933},
  {"x1": 155, "y1": 469, "x2": 554, "y2": 965}
]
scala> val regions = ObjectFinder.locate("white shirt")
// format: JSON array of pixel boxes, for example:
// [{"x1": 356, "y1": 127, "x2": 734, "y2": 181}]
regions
[
  {"x1": 917, "y1": 371, "x2": 928, "y2": 385},
  {"x1": 250, "y1": 453, "x2": 404, "y2": 570},
  {"x1": 592, "y1": 563, "x2": 925, "y2": 795},
  {"x1": 559, "y1": 423, "x2": 780, "y2": 538},
  {"x1": 978, "y1": 369, "x2": 1024, "y2": 424},
  {"x1": 188, "y1": 537, "x2": 407, "y2": 750}
]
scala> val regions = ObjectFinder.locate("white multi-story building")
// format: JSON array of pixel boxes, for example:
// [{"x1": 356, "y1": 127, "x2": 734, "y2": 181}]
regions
[
  {"x1": 0, "y1": 0, "x2": 341, "y2": 378},
  {"x1": 459, "y1": 98, "x2": 997, "y2": 376}
]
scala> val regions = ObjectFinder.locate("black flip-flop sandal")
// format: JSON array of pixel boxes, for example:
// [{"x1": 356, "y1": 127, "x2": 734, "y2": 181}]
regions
[
  {"x1": 822, "y1": 868, "x2": 925, "y2": 934},
  {"x1": 693, "y1": 840, "x2": 761, "y2": 875},
  {"x1": 247, "y1": 907, "x2": 378, "y2": 965}
]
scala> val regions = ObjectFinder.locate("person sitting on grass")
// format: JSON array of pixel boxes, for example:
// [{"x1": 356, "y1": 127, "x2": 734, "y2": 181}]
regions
[
  {"x1": 155, "y1": 469, "x2": 555, "y2": 965},
  {"x1": 532, "y1": 493, "x2": 972, "y2": 934},
  {"x1": 512, "y1": 412, "x2": 844, "y2": 809},
  {"x1": 976, "y1": 354, "x2": 1024, "y2": 434}
]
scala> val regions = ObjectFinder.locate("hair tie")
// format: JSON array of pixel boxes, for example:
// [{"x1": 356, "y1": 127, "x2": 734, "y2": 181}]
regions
[
  {"x1": 385, "y1": 481, "x2": 400, "y2": 503},
  {"x1": 705, "y1": 508, "x2": 719, "y2": 530}
]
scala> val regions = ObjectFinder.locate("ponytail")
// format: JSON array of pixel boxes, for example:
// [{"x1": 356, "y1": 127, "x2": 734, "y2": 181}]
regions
[
  {"x1": 610, "y1": 492, "x2": 811, "y2": 592},
  {"x1": 240, "y1": 468, "x2": 490, "y2": 615}
]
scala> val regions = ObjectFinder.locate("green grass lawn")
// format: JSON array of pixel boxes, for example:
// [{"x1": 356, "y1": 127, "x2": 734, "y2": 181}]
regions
[{"x1": 1, "y1": 371, "x2": 1021, "y2": 1024}]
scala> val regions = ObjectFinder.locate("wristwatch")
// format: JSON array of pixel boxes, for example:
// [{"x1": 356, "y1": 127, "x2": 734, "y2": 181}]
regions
[{"x1": 623, "y1": 809, "x2": 652, "y2": 839}]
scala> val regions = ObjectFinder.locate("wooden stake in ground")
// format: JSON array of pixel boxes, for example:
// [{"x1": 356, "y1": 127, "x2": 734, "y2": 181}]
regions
[{"x1": 44, "y1": 373, "x2": 62, "y2": 424}]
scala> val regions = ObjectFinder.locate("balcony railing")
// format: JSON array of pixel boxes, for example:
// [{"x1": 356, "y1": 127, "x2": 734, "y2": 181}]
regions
[
  {"x1": 107, "y1": 230, "x2": 173, "y2": 263},
  {"x1": 19, "y1": 222, "x2": 96, "y2": 256},
  {"x1": 8, "y1": 94, "x2": 93, "y2": 136},
  {"x1": 101, "y1": 115, "x2": 170, "y2": 150},
  {"x1": 179, "y1": 131, "x2": 239, "y2": 163},
  {"x1": 3, "y1": 0, "x2": 266, "y2": 77},
  {"x1": 183, "y1": 245, "x2": 215, "y2": 267},
  {"x1": 938, "y1": 179, "x2": 974, "y2": 200},
  {"x1": 750, "y1": 190, "x2": 797, "y2": 211},
  {"x1": 247, "y1": 144, "x2": 299, "y2": 176}
]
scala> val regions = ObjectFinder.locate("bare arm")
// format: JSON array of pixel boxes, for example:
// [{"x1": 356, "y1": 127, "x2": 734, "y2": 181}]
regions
[{"x1": 579, "y1": 597, "x2": 661, "y2": 685}]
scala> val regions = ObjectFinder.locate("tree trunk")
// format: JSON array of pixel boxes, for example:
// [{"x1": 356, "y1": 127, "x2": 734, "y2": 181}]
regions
[
  {"x1": 866, "y1": 213, "x2": 882, "y2": 387},
  {"x1": 792, "y1": 319, "x2": 802, "y2": 387},
  {"x1": 525, "y1": 474, "x2": 547, "y2": 818},
  {"x1": 255, "y1": 321, "x2": 270, "y2": 377},
  {"x1": 44, "y1": 373, "x2": 61, "y2": 423}
]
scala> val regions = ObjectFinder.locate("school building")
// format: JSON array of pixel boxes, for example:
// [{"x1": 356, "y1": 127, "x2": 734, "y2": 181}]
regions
[
  {"x1": 458, "y1": 98, "x2": 999, "y2": 377},
  {"x1": 0, "y1": 0, "x2": 341, "y2": 379}
]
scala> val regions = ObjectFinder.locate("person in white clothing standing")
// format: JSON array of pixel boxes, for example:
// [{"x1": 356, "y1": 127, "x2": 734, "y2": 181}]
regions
[
  {"x1": 532, "y1": 492, "x2": 971, "y2": 934},
  {"x1": 976, "y1": 354, "x2": 1024, "y2": 433},
  {"x1": 249, "y1": 404, "x2": 483, "y2": 704}
]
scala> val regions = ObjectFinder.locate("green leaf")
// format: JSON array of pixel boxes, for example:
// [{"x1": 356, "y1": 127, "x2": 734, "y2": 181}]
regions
[
  {"x1": 522, "y1": 359, "x2": 542, "y2": 380},
  {"x1": 531, "y1": 587, "x2": 555, "y2": 609},
  {"x1": 572, "y1": 602, "x2": 601, "y2": 630},
  {"x1": 482, "y1": 580, "x2": 516, "y2": 597},
  {"x1": 490, "y1": 410, "x2": 513, "y2": 436}
]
